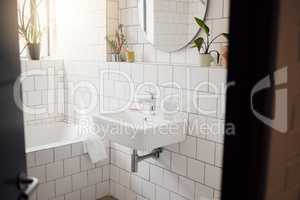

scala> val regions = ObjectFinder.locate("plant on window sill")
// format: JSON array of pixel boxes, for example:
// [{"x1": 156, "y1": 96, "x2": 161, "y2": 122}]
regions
[{"x1": 18, "y1": 0, "x2": 43, "y2": 60}]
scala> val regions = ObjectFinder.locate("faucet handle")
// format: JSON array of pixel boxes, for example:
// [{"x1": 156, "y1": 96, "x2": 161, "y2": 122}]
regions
[{"x1": 144, "y1": 90, "x2": 156, "y2": 99}]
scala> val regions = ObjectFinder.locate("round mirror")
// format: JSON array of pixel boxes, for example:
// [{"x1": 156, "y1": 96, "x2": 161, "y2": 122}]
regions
[{"x1": 138, "y1": 0, "x2": 208, "y2": 53}]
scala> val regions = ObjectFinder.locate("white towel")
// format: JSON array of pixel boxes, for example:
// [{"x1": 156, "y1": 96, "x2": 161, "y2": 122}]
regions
[{"x1": 83, "y1": 134, "x2": 107, "y2": 164}]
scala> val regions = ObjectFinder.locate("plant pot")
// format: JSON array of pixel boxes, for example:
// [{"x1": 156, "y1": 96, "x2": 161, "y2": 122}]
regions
[
  {"x1": 111, "y1": 53, "x2": 122, "y2": 62},
  {"x1": 28, "y1": 43, "x2": 41, "y2": 60},
  {"x1": 199, "y1": 54, "x2": 214, "y2": 66}
]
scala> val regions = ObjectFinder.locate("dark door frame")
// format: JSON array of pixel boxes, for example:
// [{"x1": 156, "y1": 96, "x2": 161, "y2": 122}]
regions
[{"x1": 221, "y1": 0, "x2": 279, "y2": 199}]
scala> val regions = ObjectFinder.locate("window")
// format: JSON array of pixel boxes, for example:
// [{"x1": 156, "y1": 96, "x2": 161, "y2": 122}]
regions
[{"x1": 18, "y1": 0, "x2": 51, "y2": 58}]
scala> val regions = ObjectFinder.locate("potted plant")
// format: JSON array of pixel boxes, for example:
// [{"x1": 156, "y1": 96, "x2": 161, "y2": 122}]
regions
[
  {"x1": 106, "y1": 24, "x2": 128, "y2": 62},
  {"x1": 18, "y1": 0, "x2": 43, "y2": 60},
  {"x1": 192, "y1": 17, "x2": 229, "y2": 66}
]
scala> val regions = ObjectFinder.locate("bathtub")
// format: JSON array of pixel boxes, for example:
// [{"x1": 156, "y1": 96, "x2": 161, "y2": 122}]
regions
[
  {"x1": 25, "y1": 121, "x2": 110, "y2": 200},
  {"x1": 25, "y1": 122, "x2": 84, "y2": 153}
]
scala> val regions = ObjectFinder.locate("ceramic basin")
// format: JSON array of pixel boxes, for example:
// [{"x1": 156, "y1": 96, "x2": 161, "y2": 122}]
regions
[{"x1": 92, "y1": 110, "x2": 187, "y2": 151}]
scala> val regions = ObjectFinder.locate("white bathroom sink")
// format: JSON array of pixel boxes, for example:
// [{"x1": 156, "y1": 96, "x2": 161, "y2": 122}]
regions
[{"x1": 92, "y1": 110, "x2": 187, "y2": 151}]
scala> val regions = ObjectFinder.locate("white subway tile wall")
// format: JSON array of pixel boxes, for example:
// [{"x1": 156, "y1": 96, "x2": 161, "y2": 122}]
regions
[
  {"x1": 27, "y1": 142, "x2": 110, "y2": 200},
  {"x1": 21, "y1": 60, "x2": 65, "y2": 124},
  {"x1": 100, "y1": 62, "x2": 226, "y2": 200}
]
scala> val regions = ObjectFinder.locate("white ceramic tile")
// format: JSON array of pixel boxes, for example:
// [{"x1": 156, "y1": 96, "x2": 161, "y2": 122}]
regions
[
  {"x1": 173, "y1": 66, "x2": 187, "y2": 89},
  {"x1": 223, "y1": 0, "x2": 230, "y2": 17},
  {"x1": 27, "y1": 91, "x2": 42, "y2": 106},
  {"x1": 96, "y1": 181, "x2": 109, "y2": 199},
  {"x1": 51, "y1": 196, "x2": 64, "y2": 200},
  {"x1": 125, "y1": 188, "x2": 136, "y2": 200},
  {"x1": 204, "y1": 165, "x2": 222, "y2": 190},
  {"x1": 198, "y1": 93, "x2": 218, "y2": 116},
  {"x1": 195, "y1": 183, "x2": 214, "y2": 200},
  {"x1": 81, "y1": 154, "x2": 95, "y2": 171},
  {"x1": 127, "y1": 0, "x2": 137, "y2": 7},
  {"x1": 188, "y1": 67, "x2": 209, "y2": 91},
  {"x1": 188, "y1": 114, "x2": 207, "y2": 138},
  {"x1": 72, "y1": 171, "x2": 88, "y2": 190},
  {"x1": 35, "y1": 76, "x2": 48, "y2": 90},
  {"x1": 215, "y1": 143, "x2": 224, "y2": 167},
  {"x1": 206, "y1": 118, "x2": 225, "y2": 143},
  {"x1": 37, "y1": 182, "x2": 55, "y2": 200},
  {"x1": 187, "y1": 158, "x2": 205, "y2": 183},
  {"x1": 163, "y1": 170, "x2": 179, "y2": 192},
  {"x1": 180, "y1": 136, "x2": 197, "y2": 158},
  {"x1": 131, "y1": 175, "x2": 143, "y2": 195},
  {"x1": 119, "y1": 169, "x2": 130, "y2": 187},
  {"x1": 186, "y1": 48, "x2": 200, "y2": 65},
  {"x1": 26, "y1": 152, "x2": 36, "y2": 168},
  {"x1": 170, "y1": 50, "x2": 186, "y2": 64},
  {"x1": 171, "y1": 153, "x2": 187, "y2": 176},
  {"x1": 102, "y1": 165, "x2": 110, "y2": 181},
  {"x1": 137, "y1": 161, "x2": 150, "y2": 180},
  {"x1": 26, "y1": 60, "x2": 41, "y2": 70},
  {"x1": 144, "y1": 44, "x2": 156, "y2": 62},
  {"x1": 115, "y1": 183, "x2": 126, "y2": 200},
  {"x1": 22, "y1": 77, "x2": 35, "y2": 91},
  {"x1": 65, "y1": 191, "x2": 80, "y2": 200},
  {"x1": 142, "y1": 179, "x2": 155, "y2": 200},
  {"x1": 54, "y1": 145, "x2": 71, "y2": 161},
  {"x1": 131, "y1": 63, "x2": 144, "y2": 83},
  {"x1": 64, "y1": 157, "x2": 81, "y2": 176},
  {"x1": 197, "y1": 138, "x2": 215, "y2": 164},
  {"x1": 35, "y1": 149, "x2": 54, "y2": 165},
  {"x1": 150, "y1": 165, "x2": 163, "y2": 185},
  {"x1": 143, "y1": 64, "x2": 158, "y2": 83},
  {"x1": 46, "y1": 161, "x2": 64, "y2": 181},
  {"x1": 156, "y1": 50, "x2": 170, "y2": 63},
  {"x1": 119, "y1": 0, "x2": 126, "y2": 9},
  {"x1": 110, "y1": 165, "x2": 120, "y2": 182},
  {"x1": 27, "y1": 166, "x2": 46, "y2": 183},
  {"x1": 158, "y1": 65, "x2": 173, "y2": 86},
  {"x1": 217, "y1": 93, "x2": 226, "y2": 119},
  {"x1": 170, "y1": 192, "x2": 186, "y2": 200},
  {"x1": 55, "y1": 176, "x2": 72, "y2": 196},
  {"x1": 165, "y1": 143, "x2": 179, "y2": 152},
  {"x1": 71, "y1": 142, "x2": 84, "y2": 156},
  {"x1": 178, "y1": 176, "x2": 195, "y2": 200},
  {"x1": 81, "y1": 185, "x2": 96, "y2": 200},
  {"x1": 206, "y1": 0, "x2": 223, "y2": 19},
  {"x1": 209, "y1": 68, "x2": 227, "y2": 94},
  {"x1": 156, "y1": 185, "x2": 170, "y2": 200},
  {"x1": 126, "y1": 26, "x2": 139, "y2": 43},
  {"x1": 87, "y1": 167, "x2": 102, "y2": 186}
]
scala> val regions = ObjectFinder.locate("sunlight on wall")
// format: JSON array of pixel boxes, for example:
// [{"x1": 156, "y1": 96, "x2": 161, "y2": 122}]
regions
[{"x1": 54, "y1": 0, "x2": 106, "y2": 61}]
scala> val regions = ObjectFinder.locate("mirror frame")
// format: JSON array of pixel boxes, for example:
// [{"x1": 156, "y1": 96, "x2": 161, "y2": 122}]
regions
[{"x1": 138, "y1": 0, "x2": 209, "y2": 53}]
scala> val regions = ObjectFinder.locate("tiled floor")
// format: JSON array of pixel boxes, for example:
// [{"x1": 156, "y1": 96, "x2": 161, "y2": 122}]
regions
[{"x1": 99, "y1": 196, "x2": 118, "y2": 200}]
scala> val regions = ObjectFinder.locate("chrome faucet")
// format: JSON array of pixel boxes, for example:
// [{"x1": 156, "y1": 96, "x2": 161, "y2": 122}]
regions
[{"x1": 137, "y1": 91, "x2": 157, "y2": 115}]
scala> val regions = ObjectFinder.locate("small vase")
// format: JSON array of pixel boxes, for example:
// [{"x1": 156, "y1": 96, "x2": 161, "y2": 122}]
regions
[
  {"x1": 111, "y1": 53, "x2": 121, "y2": 62},
  {"x1": 28, "y1": 43, "x2": 41, "y2": 60},
  {"x1": 199, "y1": 53, "x2": 214, "y2": 66}
]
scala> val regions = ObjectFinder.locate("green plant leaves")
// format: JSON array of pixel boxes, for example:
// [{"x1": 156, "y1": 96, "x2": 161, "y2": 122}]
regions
[
  {"x1": 192, "y1": 37, "x2": 204, "y2": 52},
  {"x1": 194, "y1": 17, "x2": 209, "y2": 35}
]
